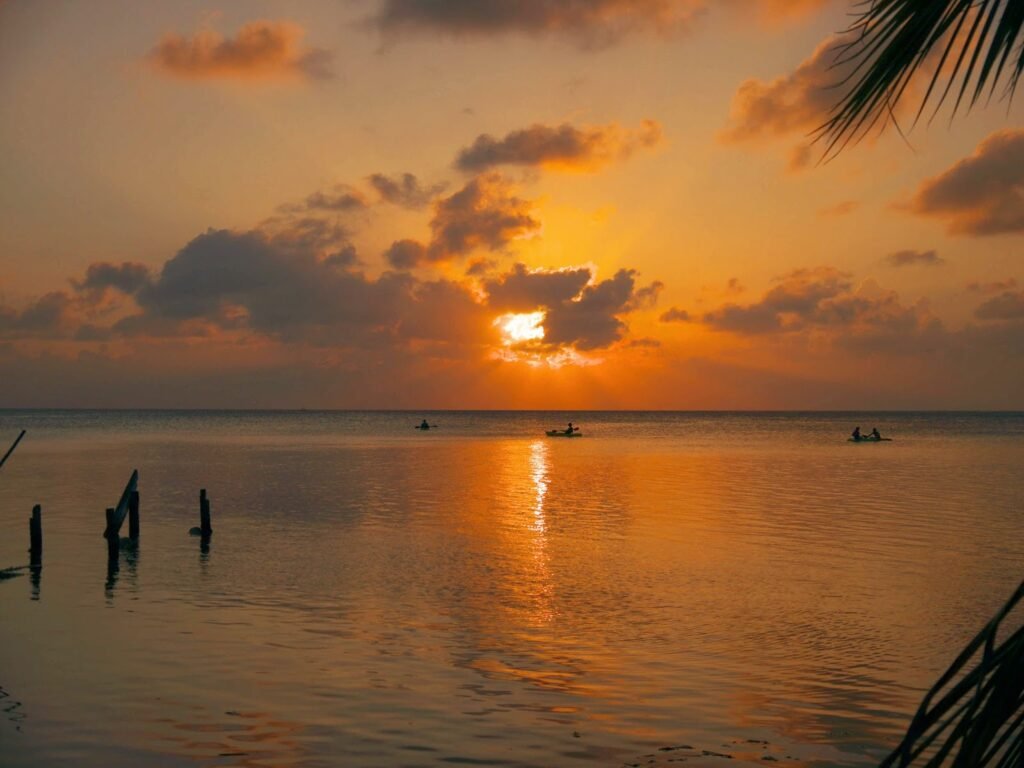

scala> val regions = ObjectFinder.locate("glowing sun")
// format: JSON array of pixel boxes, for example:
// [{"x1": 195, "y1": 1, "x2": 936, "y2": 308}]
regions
[{"x1": 494, "y1": 311, "x2": 545, "y2": 345}]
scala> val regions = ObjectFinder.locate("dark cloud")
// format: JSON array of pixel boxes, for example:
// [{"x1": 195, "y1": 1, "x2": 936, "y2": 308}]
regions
[
  {"x1": 291, "y1": 186, "x2": 367, "y2": 212},
  {"x1": 260, "y1": 215, "x2": 352, "y2": 257},
  {"x1": 372, "y1": 0, "x2": 703, "y2": 46},
  {"x1": 148, "y1": 20, "x2": 334, "y2": 82},
  {"x1": 975, "y1": 291, "x2": 1024, "y2": 321},
  {"x1": 885, "y1": 249, "x2": 944, "y2": 268},
  {"x1": 0, "y1": 292, "x2": 76, "y2": 339},
  {"x1": 485, "y1": 263, "x2": 591, "y2": 311},
  {"x1": 630, "y1": 279, "x2": 664, "y2": 309},
  {"x1": 323, "y1": 245, "x2": 361, "y2": 268},
  {"x1": 424, "y1": 174, "x2": 540, "y2": 264},
  {"x1": 544, "y1": 269, "x2": 641, "y2": 349},
  {"x1": 368, "y1": 173, "x2": 446, "y2": 209},
  {"x1": 660, "y1": 307, "x2": 692, "y2": 322},
  {"x1": 699, "y1": 267, "x2": 936, "y2": 343},
  {"x1": 455, "y1": 120, "x2": 662, "y2": 173},
  {"x1": 383, "y1": 239, "x2": 429, "y2": 270},
  {"x1": 905, "y1": 130, "x2": 1024, "y2": 236},
  {"x1": 132, "y1": 228, "x2": 410, "y2": 343},
  {"x1": 485, "y1": 264, "x2": 661, "y2": 350},
  {"x1": 73, "y1": 261, "x2": 152, "y2": 296},
  {"x1": 374, "y1": 175, "x2": 540, "y2": 269}
]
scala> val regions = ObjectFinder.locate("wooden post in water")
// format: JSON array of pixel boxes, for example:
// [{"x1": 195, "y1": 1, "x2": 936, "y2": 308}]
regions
[
  {"x1": 29, "y1": 504, "x2": 42, "y2": 565},
  {"x1": 199, "y1": 489, "x2": 212, "y2": 536},
  {"x1": 102, "y1": 469, "x2": 138, "y2": 558},
  {"x1": 105, "y1": 508, "x2": 120, "y2": 561},
  {"x1": 0, "y1": 429, "x2": 26, "y2": 472},
  {"x1": 128, "y1": 490, "x2": 140, "y2": 539}
]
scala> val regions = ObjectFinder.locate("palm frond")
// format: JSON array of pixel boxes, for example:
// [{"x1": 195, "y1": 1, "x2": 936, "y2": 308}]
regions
[
  {"x1": 880, "y1": 578, "x2": 1024, "y2": 767},
  {"x1": 818, "y1": 0, "x2": 1024, "y2": 157}
]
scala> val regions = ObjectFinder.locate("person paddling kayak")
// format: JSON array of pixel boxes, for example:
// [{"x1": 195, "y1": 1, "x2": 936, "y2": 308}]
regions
[
  {"x1": 564, "y1": 422, "x2": 578, "y2": 435},
  {"x1": 851, "y1": 426, "x2": 862, "y2": 441}
]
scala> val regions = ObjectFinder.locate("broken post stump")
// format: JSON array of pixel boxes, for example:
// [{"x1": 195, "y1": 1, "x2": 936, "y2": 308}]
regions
[
  {"x1": 128, "y1": 490, "x2": 140, "y2": 539},
  {"x1": 200, "y1": 489, "x2": 212, "y2": 536},
  {"x1": 102, "y1": 469, "x2": 138, "y2": 563},
  {"x1": 29, "y1": 504, "x2": 42, "y2": 565},
  {"x1": 105, "y1": 508, "x2": 119, "y2": 562}
]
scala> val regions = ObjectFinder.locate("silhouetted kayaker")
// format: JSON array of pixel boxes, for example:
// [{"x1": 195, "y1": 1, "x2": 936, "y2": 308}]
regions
[
  {"x1": 851, "y1": 426, "x2": 862, "y2": 441},
  {"x1": 420, "y1": 419, "x2": 430, "y2": 430},
  {"x1": 870, "y1": 428, "x2": 881, "y2": 440},
  {"x1": 565, "y1": 422, "x2": 577, "y2": 435}
]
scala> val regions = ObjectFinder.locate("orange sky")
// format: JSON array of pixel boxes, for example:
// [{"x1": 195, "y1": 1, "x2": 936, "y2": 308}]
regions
[{"x1": 1, "y1": 0, "x2": 1023, "y2": 409}]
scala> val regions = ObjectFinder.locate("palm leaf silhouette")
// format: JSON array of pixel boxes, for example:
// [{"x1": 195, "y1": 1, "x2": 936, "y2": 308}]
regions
[
  {"x1": 820, "y1": 0, "x2": 1024, "y2": 156},
  {"x1": 881, "y1": 578, "x2": 1024, "y2": 766}
]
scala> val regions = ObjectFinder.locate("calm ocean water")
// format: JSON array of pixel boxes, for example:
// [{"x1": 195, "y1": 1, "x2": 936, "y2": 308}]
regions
[{"x1": 0, "y1": 410, "x2": 1022, "y2": 767}]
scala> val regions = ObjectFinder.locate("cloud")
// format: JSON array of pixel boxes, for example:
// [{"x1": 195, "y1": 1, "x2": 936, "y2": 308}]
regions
[
  {"x1": 148, "y1": 20, "x2": 333, "y2": 82},
  {"x1": 698, "y1": 267, "x2": 937, "y2": 345},
  {"x1": 904, "y1": 130, "x2": 1024, "y2": 236},
  {"x1": 384, "y1": 174, "x2": 541, "y2": 269},
  {"x1": 368, "y1": 173, "x2": 446, "y2": 209},
  {"x1": 721, "y1": 35, "x2": 842, "y2": 146},
  {"x1": 455, "y1": 120, "x2": 662, "y2": 173},
  {"x1": 372, "y1": 0, "x2": 704, "y2": 46},
  {"x1": 975, "y1": 291, "x2": 1024, "y2": 321},
  {"x1": 484, "y1": 263, "x2": 661, "y2": 350},
  {"x1": 431, "y1": 175, "x2": 539, "y2": 257},
  {"x1": 383, "y1": 239, "x2": 429, "y2": 270},
  {"x1": 485, "y1": 263, "x2": 592, "y2": 311},
  {"x1": 660, "y1": 307, "x2": 692, "y2": 322},
  {"x1": 382, "y1": 175, "x2": 540, "y2": 269},
  {"x1": 630, "y1": 279, "x2": 664, "y2": 309},
  {"x1": 287, "y1": 185, "x2": 367, "y2": 213},
  {"x1": 885, "y1": 249, "x2": 944, "y2": 268},
  {"x1": 72, "y1": 261, "x2": 152, "y2": 296},
  {"x1": 130, "y1": 229, "x2": 409, "y2": 343},
  {"x1": 0, "y1": 292, "x2": 77, "y2": 339}
]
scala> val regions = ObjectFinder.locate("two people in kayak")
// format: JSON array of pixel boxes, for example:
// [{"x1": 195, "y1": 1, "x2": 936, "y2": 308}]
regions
[{"x1": 851, "y1": 426, "x2": 882, "y2": 441}]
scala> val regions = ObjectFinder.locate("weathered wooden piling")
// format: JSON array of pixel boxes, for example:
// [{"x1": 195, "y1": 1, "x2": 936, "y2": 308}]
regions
[
  {"x1": 128, "y1": 490, "x2": 140, "y2": 539},
  {"x1": 29, "y1": 504, "x2": 42, "y2": 565},
  {"x1": 199, "y1": 489, "x2": 212, "y2": 536},
  {"x1": 102, "y1": 470, "x2": 139, "y2": 562},
  {"x1": 0, "y1": 429, "x2": 26, "y2": 472},
  {"x1": 105, "y1": 508, "x2": 119, "y2": 561}
]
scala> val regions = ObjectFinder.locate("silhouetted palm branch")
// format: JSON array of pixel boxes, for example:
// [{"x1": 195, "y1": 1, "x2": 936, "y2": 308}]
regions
[
  {"x1": 819, "y1": 0, "x2": 1024, "y2": 156},
  {"x1": 881, "y1": 578, "x2": 1024, "y2": 767}
]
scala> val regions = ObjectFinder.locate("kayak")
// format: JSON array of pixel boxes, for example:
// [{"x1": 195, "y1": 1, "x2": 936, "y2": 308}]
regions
[
  {"x1": 546, "y1": 431, "x2": 583, "y2": 437},
  {"x1": 848, "y1": 437, "x2": 892, "y2": 442},
  {"x1": 414, "y1": 425, "x2": 437, "y2": 430}
]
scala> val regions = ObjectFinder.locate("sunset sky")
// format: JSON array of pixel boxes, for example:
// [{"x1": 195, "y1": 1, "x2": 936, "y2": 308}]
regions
[{"x1": 2, "y1": 0, "x2": 1023, "y2": 409}]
